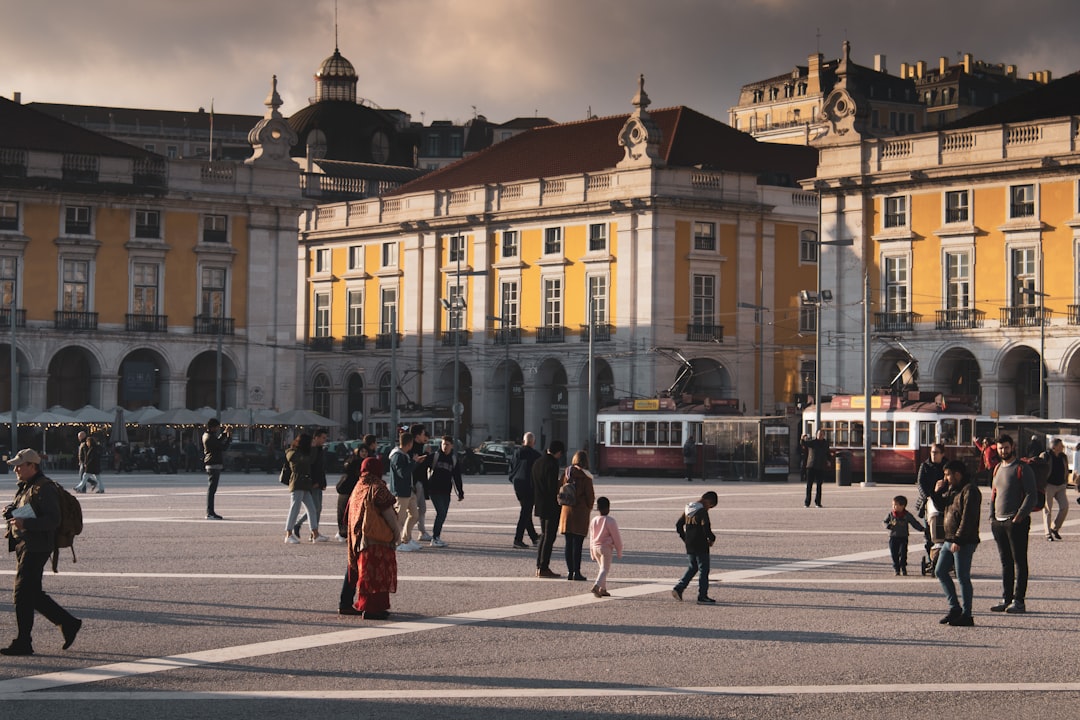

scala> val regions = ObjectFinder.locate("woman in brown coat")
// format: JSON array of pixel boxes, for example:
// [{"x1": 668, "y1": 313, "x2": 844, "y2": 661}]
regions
[{"x1": 559, "y1": 450, "x2": 595, "y2": 581}]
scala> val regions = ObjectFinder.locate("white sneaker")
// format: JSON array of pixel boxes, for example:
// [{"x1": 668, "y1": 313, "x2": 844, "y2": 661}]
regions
[
  {"x1": 419, "y1": 532, "x2": 432, "y2": 542},
  {"x1": 430, "y1": 537, "x2": 448, "y2": 548},
  {"x1": 333, "y1": 533, "x2": 347, "y2": 543},
  {"x1": 312, "y1": 533, "x2": 330, "y2": 543},
  {"x1": 397, "y1": 542, "x2": 416, "y2": 552},
  {"x1": 285, "y1": 535, "x2": 300, "y2": 545}
]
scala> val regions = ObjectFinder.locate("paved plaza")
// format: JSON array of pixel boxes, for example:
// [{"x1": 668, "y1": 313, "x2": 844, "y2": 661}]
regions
[{"x1": 1, "y1": 469, "x2": 1079, "y2": 719}]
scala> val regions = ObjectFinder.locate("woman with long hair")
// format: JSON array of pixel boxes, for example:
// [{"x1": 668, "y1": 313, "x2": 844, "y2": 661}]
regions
[
  {"x1": 283, "y1": 433, "x2": 328, "y2": 543},
  {"x1": 341, "y1": 457, "x2": 401, "y2": 619},
  {"x1": 558, "y1": 450, "x2": 595, "y2": 581}
]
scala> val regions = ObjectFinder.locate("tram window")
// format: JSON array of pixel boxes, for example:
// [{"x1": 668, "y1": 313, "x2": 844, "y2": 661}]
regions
[
  {"x1": 940, "y1": 419, "x2": 958, "y2": 445},
  {"x1": 658, "y1": 422, "x2": 669, "y2": 445},
  {"x1": 851, "y1": 422, "x2": 864, "y2": 445},
  {"x1": 879, "y1": 421, "x2": 894, "y2": 447},
  {"x1": 821, "y1": 421, "x2": 834, "y2": 444},
  {"x1": 646, "y1": 422, "x2": 658, "y2": 444},
  {"x1": 896, "y1": 422, "x2": 910, "y2": 447},
  {"x1": 621, "y1": 422, "x2": 633, "y2": 446},
  {"x1": 634, "y1": 422, "x2": 646, "y2": 445},
  {"x1": 959, "y1": 419, "x2": 973, "y2": 445},
  {"x1": 672, "y1": 423, "x2": 683, "y2": 445},
  {"x1": 598, "y1": 422, "x2": 606, "y2": 444},
  {"x1": 919, "y1": 421, "x2": 936, "y2": 446},
  {"x1": 610, "y1": 422, "x2": 620, "y2": 445},
  {"x1": 836, "y1": 421, "x2": 849, "y2": 445}
]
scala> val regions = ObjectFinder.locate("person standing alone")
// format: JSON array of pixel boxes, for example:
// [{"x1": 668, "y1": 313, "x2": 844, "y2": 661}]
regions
[
  {"x1": 202, "y1": 419, "x2": 231, "y2": 520},
  {"x1": 802, "y1": 430, "x2": 831, "y2": 508},
  {"x1": 989, "y1": 434, "x2": 1036, "y2": 614}
]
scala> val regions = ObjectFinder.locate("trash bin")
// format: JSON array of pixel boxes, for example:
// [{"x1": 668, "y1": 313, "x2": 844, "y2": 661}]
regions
[{"x1": 834, "y1": 451, "x2": 851, "y2": 486}]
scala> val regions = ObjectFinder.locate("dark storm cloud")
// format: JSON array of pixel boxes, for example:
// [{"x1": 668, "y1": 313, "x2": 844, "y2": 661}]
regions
[{"x1": 1, "y1": 0, "x2": 1078, "y2": 124}]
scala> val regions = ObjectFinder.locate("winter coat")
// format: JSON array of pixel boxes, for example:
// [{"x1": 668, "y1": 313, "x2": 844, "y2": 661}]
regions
[
  {"x1": 284, "y1": 447, "x2": 315, "y2": 492},
  {"x1": 531, "y1": 453, "x2": 562, "y2": 520},
  {"x1": 676, "y1": 501, "x2": 715, "y2": 555},
  {"x1": 931, "y1": 479, "x2": 982, "y2": 545},
  {"x1": 558, "y1": 465, "x2": 595, "y2": 536}
]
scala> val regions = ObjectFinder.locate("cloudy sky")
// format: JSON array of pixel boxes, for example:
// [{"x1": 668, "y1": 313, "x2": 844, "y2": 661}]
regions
[{"x1": 3, "y1": 0, "x2": 1079, "y2": 125}]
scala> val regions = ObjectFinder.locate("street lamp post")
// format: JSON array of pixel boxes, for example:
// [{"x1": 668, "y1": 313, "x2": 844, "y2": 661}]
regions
[
  {"x1": 1021, "y1": 287, "x2": 1049, "y2": 418},
  {"x1": 487, "y1": 314, "x2": 511, "y2": 440},
  {"x1": 810, "y1": 234, "x2": 853, "y2": 431},
  {"x1": 738, "y1": 300, "x2": 768, "y2": 415},
  {"x1": 587, "y1": 297, "x2": 596, "y2": 464}
]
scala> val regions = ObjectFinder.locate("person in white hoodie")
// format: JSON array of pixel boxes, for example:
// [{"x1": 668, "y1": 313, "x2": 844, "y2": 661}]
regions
[{"x1": 588, "y1": 496, "x2": 623, "y2": 598}]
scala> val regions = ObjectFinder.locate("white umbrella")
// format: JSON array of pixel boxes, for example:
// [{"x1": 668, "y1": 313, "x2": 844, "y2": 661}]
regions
[
  {"x1": 125, "y1": 406, "x2": 163, "y2": 424},
  {"x1": 271, "y1": 409, "x2": 339, "y2": 427},
  {"x1": 72, "y1": 405, "x2": 114, "y2": 424},
  {"x1": 146, "y1": 408, "x2": 209, "y2": 426},
  {"x1": 109, "y1": 407, "x2": 127, "y2": 446}
]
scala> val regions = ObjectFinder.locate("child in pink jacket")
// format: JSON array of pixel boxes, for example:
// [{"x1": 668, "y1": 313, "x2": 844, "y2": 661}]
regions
[{"x1": 589, "y1": 496, "x2": 623, "y2": 598}]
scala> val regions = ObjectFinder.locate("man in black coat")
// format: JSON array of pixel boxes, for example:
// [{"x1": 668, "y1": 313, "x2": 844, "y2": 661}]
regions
[
  {"x1": 508, "y1": 432, "x2": 542, "y2": 549},
  {"x1": 531, "y1": 440, "x2": 564, "y2": 578}
]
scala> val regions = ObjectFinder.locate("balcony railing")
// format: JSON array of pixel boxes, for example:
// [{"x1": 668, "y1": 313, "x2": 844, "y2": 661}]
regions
[
  {"x1": 54, "y1": 311, "x2": 98, "y2": 331},
  {"x1": 493, "y1": 327, "x2": 522, "y2": 345},
  {"x1": 873, "y1": 311, "x2": 922, "y2": 332},
  {"x1": 441, "y1": 330, "x2": 471, "y2": 347},
  {"x1": 934, "y1": 308, "x2": 985, "y2": 330},
  {"x1": 343, "y1": 335, "x2": 367, "y2": 351},
  {"x1": 579, "y1": 323, "x2": 612, "y2": 342},
  {"x1": 375, "y1": 333, "x2": 402, "y2": 349},
  {"x1": 686, "y1": 323, "x2": 723, "y2": 342},
  {"x1": 1069, "y1": 305, "x2": 1080, "y2": 326},
  {"x1": 193, "y1": 315, "x2": 235, "y2": 335},
  {"x1": 308, "y1": 336, "x2": 334, "y2": 351},
  {"x1": 125, "y1": 313, "x2": 168, "y2": 332},
  {"x1": 1000, "y1": 306, "x2": 1051, "y2": 328},
  {"x1": 0, "y1": 308, "x2": 26, "y2": 328},
  {"x1": 536, "y1": 326, "x2": 565, "y2": 344}
]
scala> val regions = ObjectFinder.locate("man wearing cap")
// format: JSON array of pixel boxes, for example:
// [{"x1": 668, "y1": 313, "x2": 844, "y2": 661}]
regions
[{"x1": 2, "y1": 449, "x2": 81, "y2": 655}]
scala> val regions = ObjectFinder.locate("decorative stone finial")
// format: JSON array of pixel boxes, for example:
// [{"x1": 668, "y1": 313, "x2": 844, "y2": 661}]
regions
[{"x1": 617, "y1": 74, "x2": 663, "y2": 168}]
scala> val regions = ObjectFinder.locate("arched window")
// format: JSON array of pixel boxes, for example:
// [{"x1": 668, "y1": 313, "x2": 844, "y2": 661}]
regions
[
  {"x1": 378, "y1": 371, "x2": 392, "y2": 411},
  {"x1": 313, "y1": 373, "x2": 331, "y2": 418}
]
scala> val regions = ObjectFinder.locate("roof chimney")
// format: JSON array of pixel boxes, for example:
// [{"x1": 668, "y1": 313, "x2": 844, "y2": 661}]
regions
[
  {"x1": 899, "y1": 62, "x2": 909, "y2": 78},
  {"x1": 874, "y1": 54, "x2": 887, "y2": 73},
  {"x1": 939, "y1": 57, "x2": 948, "y2": 75},
  {"x1": 1006, "y1": 64, "x2": 1017, "y2": 78},
  {"x1": 1044, "y1": 70, "x2": 1053, "y2": 83},
  {"x1": 12, "y1": 92, "x2": 20, "y2": 104},
  {"x1": 916, "y1": 61, "x2": 926, "y2": 79},
  {"x1": 962, "y1": 53, "x2": 973, "y2": 74}
]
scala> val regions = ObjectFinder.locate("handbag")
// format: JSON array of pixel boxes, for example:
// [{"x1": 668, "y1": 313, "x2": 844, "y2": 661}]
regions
[
  {"x1": 557, "y1": 467, "x2": 577, "y2": 506},
  {"x1": 361, "y1": 489, "x2": 395, "y2": 544},
  {"x1": 278, "y1": 461, "x2": 291, "y2": 486}
]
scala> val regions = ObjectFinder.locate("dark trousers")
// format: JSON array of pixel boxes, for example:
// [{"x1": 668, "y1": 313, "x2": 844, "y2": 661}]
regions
[
  {"x1": 513, "y1": 485, "x2": 538, "y2": 543},
  {"x1": 564, "y1": 532, "x2": 585, "y2": 576},
  {"x1": 336, "y1": 493, "x2": 350, "y2": 537},
  {"x1": 13, "y1": 549, "x2": 76, "y2": 646},
  {"x1": 340, "y1": 567, "x2": 356, "y2": 611},
  {"x1": 675, "y1": 551, "x2": 711, "y2": 600},
  {"x1": 889, "y1": 536, "x2": 909, "y2": 571},
  {"x1": 536, "y1": 516, "x2": 558, "y2": 570},
  {"x1": 991, "y1": 516, "x2": 1031, "y2": 604},
  {"x1": 206, "y1": 467, "x2": 221, "y2": 515},
  {"x1": 430, "y1": 494, "x2": 450, "y2": 538},
  {"x1": 805, "y1": 468, "x2": 824, "y2": 506}
]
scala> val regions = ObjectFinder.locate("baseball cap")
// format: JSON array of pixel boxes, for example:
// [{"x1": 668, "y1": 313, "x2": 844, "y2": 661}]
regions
[{"x1": 7, "y1": 448, "x2": 41, "y2": 466}]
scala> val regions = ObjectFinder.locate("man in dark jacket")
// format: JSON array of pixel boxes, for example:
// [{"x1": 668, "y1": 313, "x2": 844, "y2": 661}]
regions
[
  {"x1": 802, "y1": 430, "x2": 831, "y2": 508},
  {"x1": 409, "y1": 424, "x2": 431, "y2": 543},
  {"x1": 202, "y1": 418, "x2": 231, "y2": 520},
  {"x1": 930, "y1": 459, "x2": 981, "y2": 626},
  {"x1": 74, "y1": 432, "x2": 104, "y2": 494},
  {"x1": 508, "y1": 432, "x2": 541, "y2": 548},
  {"x1": 2, "y1": 449, "x2": 81, "y2": 655},
  {"x1": 426, "y1": 436, "x2": 464, "y2": 548},
  {"x1": 531, "y1": 440, "x2": 564, "y2": 578}
]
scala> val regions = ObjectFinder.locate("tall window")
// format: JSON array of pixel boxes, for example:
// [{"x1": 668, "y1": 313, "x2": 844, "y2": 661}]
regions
[
  {"x1": 692, "y1": 275, "x2": 715, "y2": 326},
  {"x1": 884, "y1": 196, "x2": 907, "y2": 228},
  {"x1": 347, "y1": 290, "x2": 364, "y2": 336},
  {"x1": 0, "y1": 257, "x2": 16, "y2": 308},
  {"x1": 381, "y1": 242, "x2": 398, "y2": 268},
  {"x1": 62, "y1": 259, "x2": 90, "y2": 311},
  {"x1": 381, "y1": 287, "x2": 397, "y2": 333},
  {"x1": 1011, "y1": 247, "x2": 1037, "y2": 305},
  {"x1": 315, "y1": 248, "x2": 331, "y2": 273},
  {"x1": 501, "y1": 281, "x2": 519, "y2": 327},
  {"x1": 378, "y1": 372, "x2": 392, "y2": 411},
  {"x1": 314, "y1": 292, "x2": 330, "y2": 337},
  {"x1": 132, "y1": 262, "x2": 159, "y2": 315},
  {"x1": 313, "y1": 374, "x2": 331, "y2": 418},
  {"x1": 502, "y1": 230, "x2": 519, "y2": 258},
  {"x1": 799, "y1": 230, "x2": 818, "y2": 262},
  {"x1": 884, "y1": 256, "x2": 909, "y2": 313},
  {"x1": 201, "y1": 267, "x2": 226, "y2": 318},
  {"x1": 799, "y1": 305, "x2": 817, "y2": 333},
  {"x1": 945, "y1": 190, "x2": 969, "y2": 223},
  {"x1": 135, "y1": 209, "x2": 161, "y2": 238},
  {"x1": 801, "y1": 360, "x2": 817, "y2": 398},
  {"x1": 693, "y1": 222, "x2": 716, "y2": 251},
  {"x1": 589, "y1": 223, "x2": 608, "y2": 252},
  {"x1": 65, "y1": 206, "x2": 91, "y2": 235},
  {"x1": 945, "y1": 252, "x2": 970, "y2": 310},
  {"x1": 448, "y1": 235, "x2": 466, "y2": 263},
  {"x1": 544, "y1": 227, "x2": 562, "y2": 255},
  {"x1": 1010, "y1": 184, "x2": 1035, "y2": 219},
  {"x1": 348, "y1": 245, "x2": 363, "y2": 271},
  {"x1": 543, "y1": 278, "x2": 562, "y2": 328},
  {"x1": 202, "y1": 214, "x2": 227, "y2": 243},
  {"x1": 0, "y1": 201, "x2": 16, "y2": 231},
  {"x1": 588, "y1": 276, "x2": 608, "y2": 324},
  {"x1": 446, "y1": 284, "x2": 465, "y2": 330}
]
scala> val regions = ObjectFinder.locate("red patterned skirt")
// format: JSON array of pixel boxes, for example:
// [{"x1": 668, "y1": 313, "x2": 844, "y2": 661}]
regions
[{"x1": 354, "y1": 544, "x2": 397, "y2": 612}]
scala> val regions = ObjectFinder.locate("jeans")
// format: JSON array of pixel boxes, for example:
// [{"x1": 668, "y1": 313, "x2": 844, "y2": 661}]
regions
[
  {"x1": 74, "y1": 471, "x2": 102, "y2": 492},
  {"x1": 1043, "y1": 483, "x2": 1068, "y2": 536},
  {"x1": 935, "y1": 541, "x2": 977, "y2": 616},
  {"x1": 430, "y1": 494, "x2": 451, "y2": 539},
  {"x1": 675, "y1": 551, "x2": 711, "y2": 599},
  {"x1": 536, "y1": 516, "x2": 558, "y2": 570},
  {"x1": 888, "y1": 536, "x2": 910, "y2": 572},
  {"x1": 295, "y1": 488, "x2": 325, "y2": 533},
  {"x1": 991, "y1": 516, "x2": 1030, "y2": 604},
  {"x1": 285, "y1": 490, "x2": 319, "y2": 533},
  {"x1": 564, "y1": 532, "x2": 585, "y2": 577}
]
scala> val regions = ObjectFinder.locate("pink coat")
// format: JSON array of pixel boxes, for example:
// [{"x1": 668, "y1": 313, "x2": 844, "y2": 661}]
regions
[{"x1": 589, "y1": 514, "x2": 623, "y2": 558}]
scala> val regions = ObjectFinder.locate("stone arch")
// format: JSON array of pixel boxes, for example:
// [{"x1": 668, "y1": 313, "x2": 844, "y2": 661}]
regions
[
  {"x1": 487, "y1": 357, "x2": 524, "y2": 441},
  {"x1": 535, "y1": 358, "x2": 569, "y2": 449},
  {"x1": 683, "y1": 357, "x2": 733, "y2": 399},
  {"x1": 118, "y1": 347, "x2": 172, "y2": 410},
  {"x1": 346, "y1": 372, "x2": 364, "y2": 438},
  {"x1": 0, "y1": 345, "x2": 32, "y2": 411},
  {"x1": 185, "y1": 350, "x2": 239, "y2": 410},
  {"x1": 931, "y1": 346, "x2": 982, "y2": 406},
  {"x1": 47, "y1": 345, "x2": 103, "y2": 409},
  {"x1": 996, "y1": 344, "x2": 1044, "y2": 416},
  {"x1": 873, "y1": 346, "x2": 919, "y2": 394},
  {"x1": 436, "y1": 359, "x2": 473, "y2": 442}
]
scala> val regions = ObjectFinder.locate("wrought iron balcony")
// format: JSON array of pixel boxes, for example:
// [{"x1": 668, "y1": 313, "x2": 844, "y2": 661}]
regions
[
  {"x1": 536, "y1": 325, "x2": 565, "y2": 344},
  {"x1": 873, "y1": 311, "x2": 921, "y2": 332},
  {"x1": 440, "y1": 330, "x2": 471, "y2": 347},
  {"x1": 125, "y1": 313, "x2": 168, "y2": 332},
  {"x1": 493, "y1": 327, "x2": 522, "y2": 345},
  {"x1": 343, "y1": 335, "x2": 367, "y2": 351},
  {"x1": 1000, "y1": 306, "x2": 1050, "y2": 328},
  {"x1": 193, "y1": 315, "x2": 235, "y2": 335},
  {"x1": 0, "y1": 308, "x2": 26, "y2": 329},
  {"x1": 54, "y1": 311, "x2": 98, "y2": 331},
  {"x1": 579, "y1": 323, "x2": 612, "y2": 342},
  {"x1": 934, "y1": 308, "x2": 985, "y2": 330},
  {"x1": 686, "y1": 323, "x2": 723, "y2": 342},
  {"x1": 375, "y1": 333, "x2": 402, "y2": 349},
  {"x1": 1069, "y1": 305, "x2": 1080, "y2": 326},
  {"x1": 308, "y1": 336, "x2": 334, "y2": 351}
]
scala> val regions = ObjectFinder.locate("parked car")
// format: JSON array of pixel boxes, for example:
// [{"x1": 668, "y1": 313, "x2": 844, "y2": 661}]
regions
[
  {"x1": 323, "y1": 440, "x2": 362, "y2": 473},
  {"x1": 474, "y1": 441, "x2": 518, "y2": 474},
  {"x1": 424, "y1": 438, "x2": 482, "y2": 474},
  {"x1": 223, "y1": 441, "x2": 277, "y2": 472}
]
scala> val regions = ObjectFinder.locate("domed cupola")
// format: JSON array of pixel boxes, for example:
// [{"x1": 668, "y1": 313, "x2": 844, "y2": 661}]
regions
[{"x1": 315, "y1": 47, "x2": 358, "y2": 103}]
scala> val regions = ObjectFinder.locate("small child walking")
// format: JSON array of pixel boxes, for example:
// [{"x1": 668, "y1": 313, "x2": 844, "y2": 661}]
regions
[
  {"x1": 588, "y1": 496, "x2": 623, "y2": 598},
  {"x1": 885, "y1": 494, "x2": 925, "y2": 575},
  {"x1": 673, "y1": 491, "x2": 718, "y2": 604}
]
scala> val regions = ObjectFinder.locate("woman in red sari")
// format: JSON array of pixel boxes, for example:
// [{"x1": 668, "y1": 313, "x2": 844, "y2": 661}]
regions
[{"x1": 343, "y1": 458, "x2": 400, "y2": 619}]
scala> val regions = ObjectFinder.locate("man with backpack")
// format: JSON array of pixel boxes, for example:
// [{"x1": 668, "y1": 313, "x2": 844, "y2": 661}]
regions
[
  {"x1": 989, "y1": 434, "x2": 1037, "y2": 615},
  {"x1": 425, "y1": 436, "x2": 464, "y2": 548},
  {"x1": 2, "y1": 449, "x2": 82, "y2": 655}
]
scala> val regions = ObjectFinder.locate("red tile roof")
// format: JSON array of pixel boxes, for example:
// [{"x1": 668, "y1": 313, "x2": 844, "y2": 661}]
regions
[{"x1": 390, "y1": 106, "x2": 817, "y2": 195}]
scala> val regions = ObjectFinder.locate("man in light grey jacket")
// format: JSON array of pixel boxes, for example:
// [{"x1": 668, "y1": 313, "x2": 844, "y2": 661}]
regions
[{"x1": 989, "y1": 434, "x2": 1036, "y2": 614}]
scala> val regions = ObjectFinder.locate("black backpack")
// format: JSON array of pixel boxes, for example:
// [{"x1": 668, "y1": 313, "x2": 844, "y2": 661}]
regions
[{"x1": 50, "y1": 480, "x2": 84, "y2": 573}]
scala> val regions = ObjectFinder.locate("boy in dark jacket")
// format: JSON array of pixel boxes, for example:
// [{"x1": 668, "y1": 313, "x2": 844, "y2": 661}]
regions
[
  {"x1": 672, "y1": 491, "x2": 718, "y2": 604},
  {"x1": 930, "y1": 459, "x2": 982, "y2": 626},
  {"x1": 884, "y1": 495, "x2": 924, "y2": 576}
]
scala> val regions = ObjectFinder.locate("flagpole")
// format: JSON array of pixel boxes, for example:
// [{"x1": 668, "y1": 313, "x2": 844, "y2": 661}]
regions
[{"x1": 208, "y1": 98, "x2": 214, "y2": 161}]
